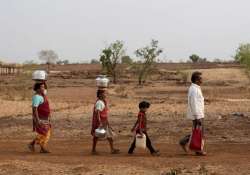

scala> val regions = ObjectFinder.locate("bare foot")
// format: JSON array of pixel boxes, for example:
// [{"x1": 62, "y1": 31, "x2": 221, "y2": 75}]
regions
[
  {"x1": 40, "y1": 148, "x2": 51, "y2": 153},
  {"x1": 180, "y1": 144, "x2": 188, "y2": 153},
  {"x1": 28, "y1": 144, "x2": 35, "y2": 152}
]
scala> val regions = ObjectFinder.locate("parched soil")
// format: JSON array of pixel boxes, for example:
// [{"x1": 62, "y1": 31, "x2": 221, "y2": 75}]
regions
[
  {"x1": 0, "y1": 140, "x2": 250, "y2": 175},
  {"x1": 0, "y1": 65, "x2": 250, "y2": 174},
  {"x1": 0, "y1": 106, "x2": 250, "y2": 175}
]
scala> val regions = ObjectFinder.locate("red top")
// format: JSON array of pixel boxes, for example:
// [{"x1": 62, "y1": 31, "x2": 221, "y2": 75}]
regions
[
  {"x1": 37, "y1": 94, "x2": 51, "y2": 120},
  {"x1": 33, "y1": 94, "x2": 51, "y2": 135},
  {"x1": 91, "y1": 99, "x2": 108, "y2": 136},
  {"x1": 134, "y1": 111, "x2": 146, "y2": 132},
  {"x1": 99, "y1": 99, "x2": 108, "y2": 122}
]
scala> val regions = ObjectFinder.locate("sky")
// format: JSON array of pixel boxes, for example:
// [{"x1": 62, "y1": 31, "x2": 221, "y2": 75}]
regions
[{"x1": 0, "y1": 0, "x2": 250, "y2": 63}]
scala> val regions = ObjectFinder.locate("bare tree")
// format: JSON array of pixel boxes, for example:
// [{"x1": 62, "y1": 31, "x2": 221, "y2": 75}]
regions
[
  {"x1": 100, "y1": 40, "x2": 125, "y2": 83},
  {"x1": 135, "y1": 39, "x2": 163, "y2": 85},
  {"x1": 38, "y1": 50, "x2": 58, "y2": 73}
]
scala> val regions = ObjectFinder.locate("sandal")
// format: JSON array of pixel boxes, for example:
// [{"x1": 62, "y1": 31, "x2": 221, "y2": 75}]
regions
[{"x1": 180, "y1": 144, "x2": 188, "y2": 153}]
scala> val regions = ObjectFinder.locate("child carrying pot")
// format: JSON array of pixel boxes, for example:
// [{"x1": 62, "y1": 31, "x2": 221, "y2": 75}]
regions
[{"x1": 128, "y1": 101, "x2": 160, "y2": 156}]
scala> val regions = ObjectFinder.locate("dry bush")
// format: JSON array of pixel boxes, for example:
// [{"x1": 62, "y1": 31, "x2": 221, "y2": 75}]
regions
[
  {"x1": 195, "y1": 68, "x2": 248, "y2": 83},
  {"x1": 0, "y1": 73, "x2": 33, "y2": 101},
  {"x1": 176, "y1": 70, "x2": 190, "y2": 85},
  {"x1": 243, "y1": 69, "x2": 250, "y2": 84},
  {"x1": 114, "y1": 86, "x2": 128, "y2": 98},
  {"x1": 0, "y1": 85, "x2": 32, "y2": 101}
]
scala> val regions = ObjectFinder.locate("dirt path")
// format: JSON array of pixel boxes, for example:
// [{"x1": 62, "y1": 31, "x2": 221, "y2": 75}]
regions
[
  {"x1": 0, "y1": 140, "x2": 250, "y2": 175},
  {"x1": 1, "y1": 66, "x2": 250, "y2": 174}
]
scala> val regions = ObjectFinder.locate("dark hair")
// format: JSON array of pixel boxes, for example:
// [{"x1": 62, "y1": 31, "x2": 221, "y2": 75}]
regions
[
  {"x1": 43, "y1": 82, "x2": 48, "y2": 89},
  {"x1": 191, "y1": 71, "x2": 202, "y2": 83},
  {"x1": 33, "y1": 83, "x2": 44, "y2": 91},
  {"x1": 139, "y1": 101, "x2": 150, "y2": 109},
  {"x1": 97, "y1": 89, "x2": 105, "y2": 98}
]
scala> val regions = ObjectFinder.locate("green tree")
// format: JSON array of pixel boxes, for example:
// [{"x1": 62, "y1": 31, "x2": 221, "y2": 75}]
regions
[
  {"x1": 90, "y1": 59, "x2": 100, "y2": 64},
  {"x1": 100, "y1": 40, "x2": 125, "y2": 83},
  {"x1": 189, "y1": 54, "x2": 200, "y2": 63},
  {"x1": 135, "y1": 39, "x2": 163, "y2": 85},
  {"x1": 234, "y1": 43, "x2": 250, "y2": 68},
  {"x1": 57, "y1": 59, "x2": 69, "y2": 65},
  {"x1": 121, "y1": 55, "x2": 133, "y2": 65}
]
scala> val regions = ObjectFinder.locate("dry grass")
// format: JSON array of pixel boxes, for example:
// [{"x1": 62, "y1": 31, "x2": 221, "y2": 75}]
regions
[
  {"x1": 1, "y1": 66, "x2": 250, "y2": 175},
  {"x1": 192, "y1": 68, "x2": 249, "y2": 83},
  {"x1": 1, "y1": 67, "x2": 250, "y2": 118}
]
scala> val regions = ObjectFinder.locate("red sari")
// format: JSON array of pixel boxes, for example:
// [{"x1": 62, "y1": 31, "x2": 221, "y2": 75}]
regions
[
  {"x1": 33, "y1": 94, "x2": 51, "y2": 136},
  {"x1": 91, "y1": 99, "x2": 108, "y2": 136}
]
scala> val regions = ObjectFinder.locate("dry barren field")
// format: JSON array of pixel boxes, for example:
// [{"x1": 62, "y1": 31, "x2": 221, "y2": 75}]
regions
[{"x1": 0, "y1": 64, "x2": 250, "y2": 175}]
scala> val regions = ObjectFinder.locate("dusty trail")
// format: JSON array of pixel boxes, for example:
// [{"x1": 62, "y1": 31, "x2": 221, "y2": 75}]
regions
[
  {"x1": 1, "y1": 67, "x2": 250, "y2": 174},
  {"x1": 0, "y1": 140, "x2": 250, "y2": 174}
]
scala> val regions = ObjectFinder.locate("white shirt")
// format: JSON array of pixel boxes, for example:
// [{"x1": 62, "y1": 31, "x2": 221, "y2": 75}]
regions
[
  {"x1": 187, "y1": 83, "x2": 205, "y2": 120},
  {"x1": 95, "y1": 100, "x2": 105, "y2": 111}
]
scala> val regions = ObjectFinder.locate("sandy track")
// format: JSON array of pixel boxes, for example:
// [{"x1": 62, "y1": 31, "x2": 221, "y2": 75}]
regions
[{"x1": 0, "y1": 140, "x2": 250, "y2": 175}]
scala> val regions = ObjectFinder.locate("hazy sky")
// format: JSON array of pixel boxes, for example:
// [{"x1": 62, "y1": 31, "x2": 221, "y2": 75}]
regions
[{"x1": 0, "y1": 0, "x2": 250, "y2": 63}]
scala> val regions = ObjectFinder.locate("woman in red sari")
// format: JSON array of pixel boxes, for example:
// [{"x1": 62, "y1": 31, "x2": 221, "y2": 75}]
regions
[
  {"x1": 28, "y1": 83, "x2": 51, "y2": 153},
  {"x1": 91, "y1": 89, "x2": 120, "y2": 155}
]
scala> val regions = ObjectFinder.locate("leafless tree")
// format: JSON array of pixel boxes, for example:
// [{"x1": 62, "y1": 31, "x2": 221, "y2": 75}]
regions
[{"x1": 38, "y1": 50, "x2": 58, "y2": 73}]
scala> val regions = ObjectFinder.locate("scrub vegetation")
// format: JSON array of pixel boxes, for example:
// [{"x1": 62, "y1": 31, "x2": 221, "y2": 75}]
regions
[{"x1": 0, "y1": 61, "x2": 250, "y2": 174}]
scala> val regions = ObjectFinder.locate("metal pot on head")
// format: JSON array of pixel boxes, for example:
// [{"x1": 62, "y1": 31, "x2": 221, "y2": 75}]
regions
[
  {"x1": 96, "y1": 75, "x2": 109, "y2": 89},
  {"x1": 32, "y1": 70, "x2": 47, "y2": 82}
]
